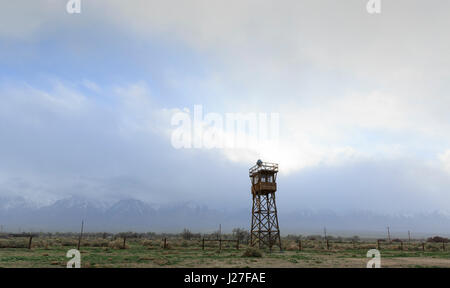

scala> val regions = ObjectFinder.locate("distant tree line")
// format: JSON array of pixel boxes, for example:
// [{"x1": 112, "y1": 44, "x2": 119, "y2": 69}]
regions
[{"x1": 2, "y1": 230, "x2": 447, "y2": 243}]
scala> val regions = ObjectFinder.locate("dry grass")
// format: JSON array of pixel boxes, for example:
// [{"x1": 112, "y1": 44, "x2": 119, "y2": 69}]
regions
[{"x1": 1, "y1": 237, "x2": 450, "y2": 268}]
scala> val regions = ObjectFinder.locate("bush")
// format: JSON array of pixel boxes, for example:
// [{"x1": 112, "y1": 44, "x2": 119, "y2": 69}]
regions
[
  {"x1": 84, "y1": 239, "x2": 109, "y2": 247},
  {"x1": 242, "y1": 247, "x2": 263, "y2": 258},
  {"x1": 160, "y1": 241, "x2": 172, "y2": 249},
  {"x1": 427, "y1": 236, "x2": 449, "y2": 243},
  {"x1": 182, "y1": 229, "x2": 193, "y2": 240},
  {"x1": 232, "y1": 228, "x2": 250, "y2": 242},
  {"x1": 0, "y1": 239, "x2": 25, "y2": 248},
  {"x1": 109, "y1": 239, "x2": 128, "y2": 249},
  {"x1": 306, "y1": 235, "x2": 321, "y2": 241},
  {"x1": 285, "y1": 243, "x2": 298, "y2": 251},
  {"x1": 351, "y1": 236, "x2": 360, "y2": 242},
  {"x1": 142, "y1": 240, "x2": 153, "y2": 248},
  {"x1": 425, "y1": 243, "x2": 440, "y2": 251},
  {"x1": 60, "y1": 239, "x2": 77, "y2": 247}
]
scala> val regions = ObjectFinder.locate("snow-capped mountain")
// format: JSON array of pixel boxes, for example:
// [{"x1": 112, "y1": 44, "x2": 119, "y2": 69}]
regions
[{"x1": 0, "y1": 196, "x2": 449, "y2": 236}]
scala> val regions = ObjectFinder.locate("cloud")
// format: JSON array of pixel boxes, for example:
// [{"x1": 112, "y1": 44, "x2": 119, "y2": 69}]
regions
[
  {"x1": 0, "y1": 80, "x2": 89, "y2": 128},
  {"x1": 212, "y1": 87, "x2": 450, "y2": 173},
  {"x1": 66, "y1": 0, "x2": 448, "y2": 172},
  {"x1": 1, "y1": 0, "x2": 450, "y2": 216},
  {"x1": 4, "y1": 1, "x2": 450, "y2": 79},
  {"x1": 82, "y1": 79, "x2": 101, "y2": 93},
  {"x1": 95, "y1": 0, "x2": 450, "y2": 81},
  {"x1": 439, "y1": 150, "x2": 450, "y2": 174},
  {"x1": 0, "y1": 1, "x2": 61, "y2": 40},
  {"x1": 1, "y1": 78, "x2": 450, "y2": 215}
]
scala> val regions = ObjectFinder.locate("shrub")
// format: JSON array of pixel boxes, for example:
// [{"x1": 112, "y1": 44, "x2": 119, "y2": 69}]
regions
[
  {"x1": 427, "y1": 236, "x2": 449, "y2": 243},
  {"x1": 142, "y1": 240, "x2": 153, "y2": 248},
  {"x1": 84, "y1": 239, "x2": 109, "y2": 247},
  {"x1": 60, "y1": 239, "x2": 77, "y2": 247},
  {"x1": 182, "y1": 229, "x2": 193, "y2": 240},
  {"x1": 160, "y1": 241, "x2": 172, "y2": 249},
  {"x1": 425, "y1": 244, "x2": 440, "y2": 251},
  {"x1": 285, "y1": 243, "x2": 298, "y2": 251},
  {"x1": 0, "y1": 239, "x2": 25, "y2": 248},
  {"x1": 109, "y1": 239, "x2": 128, "y2": 249},
  {"x1": 351, "y1": 236, "x2": 360, "y2": 242},
  {"x1": 242, "y1": 247, "x2": 263, "y2": 258},
  {"x1": 232, "y1": 228, "x2": 250, "y2": 242}
]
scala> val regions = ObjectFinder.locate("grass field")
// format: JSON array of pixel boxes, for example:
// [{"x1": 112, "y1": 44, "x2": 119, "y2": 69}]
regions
[{"x1": 1, "y1": 237, "x2": 450, "y2": 268}]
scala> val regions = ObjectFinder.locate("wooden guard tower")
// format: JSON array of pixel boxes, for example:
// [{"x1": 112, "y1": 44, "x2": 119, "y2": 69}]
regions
[{"x1": 249, "y1": 160, "x2": 282, "y2": 251}]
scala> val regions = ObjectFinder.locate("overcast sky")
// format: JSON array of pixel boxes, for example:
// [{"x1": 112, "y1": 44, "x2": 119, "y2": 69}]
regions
[{"x1": 1, "y1": 0, "x2": 450, "y2": 214}]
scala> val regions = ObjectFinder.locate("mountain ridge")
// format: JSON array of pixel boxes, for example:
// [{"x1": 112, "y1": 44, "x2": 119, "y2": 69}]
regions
[{"x1": 1, "y1": 196, "x2": 449, "y2": 236}]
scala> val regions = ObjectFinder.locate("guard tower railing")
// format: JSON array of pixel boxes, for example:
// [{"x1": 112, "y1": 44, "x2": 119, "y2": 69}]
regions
[{"x1": 249, "y1": 162, "x2": 278, "y2": 176}]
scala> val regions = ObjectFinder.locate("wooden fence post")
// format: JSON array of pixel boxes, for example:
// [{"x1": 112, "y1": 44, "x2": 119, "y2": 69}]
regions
[
  {"x1": 219, "y1": 239, "x2": 222, "y2": 251},
  {"x1": 326, "y1": 239, "x2": 329, "y2": 250},
  {"x1": 400, "y1": 241, "x2": 403, "y2": 251},
  {"x1": 123, "y1": 237, "x2": 127, "y2": 249},
  {"x1": 202, "y1": 238, "x2": 205, "y2": 250},
  {"x1": 377, "y1": 240, "x2": 380, "y2": 250},
  {"x1": 443, "y1": 242, "x2": 446, "y2": 251},
  {"x1": 298, "y1": 240, "x2": 302, "y2": 251},
  {"x1": 164, "y1": 238, "x2": 167, "y2": 249},
  {"x1": 236, "y1": 239, "x2": 239, "y2": 250},
  {"x1": 422, "y1": 242, "x2": 425, "y2": 251},
  {"x1": 77, "y1": 220, "x2": 84, "y2": 251},
  {"x1": 28, "y1": 235, "x2": 33, "y2": 249}
]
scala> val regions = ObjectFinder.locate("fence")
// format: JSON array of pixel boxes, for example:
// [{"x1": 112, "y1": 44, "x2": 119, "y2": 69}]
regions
[
  {"x1": 0, "y1": 234, "x2": 448, "y2": 252},
  {"x1": 6, "y1": 233, "x2": 37, "y2": 249},
  {"x1": 294, "y1": 239, "x2": 446, "y2": 252},
  {"x1": 159, "y1": 237, "x2": 240, "y2": 251}
]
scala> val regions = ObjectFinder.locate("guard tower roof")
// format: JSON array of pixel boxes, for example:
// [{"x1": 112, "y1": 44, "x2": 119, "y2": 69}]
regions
[{"x1": 249, "y1": 161, "x2": 278, "y2": 176}]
